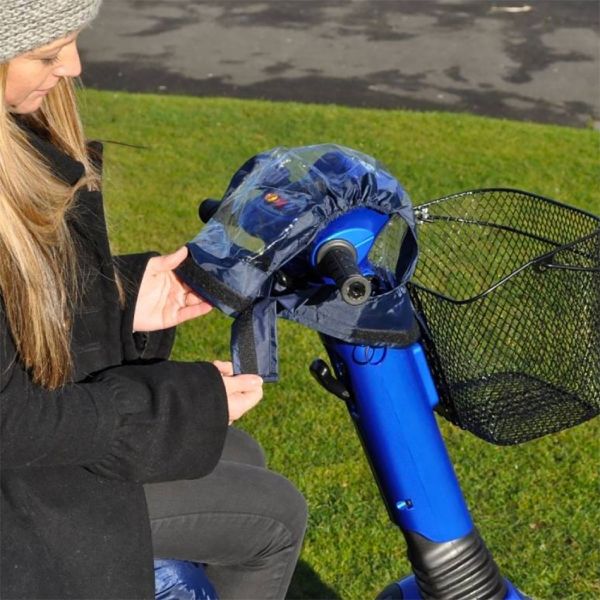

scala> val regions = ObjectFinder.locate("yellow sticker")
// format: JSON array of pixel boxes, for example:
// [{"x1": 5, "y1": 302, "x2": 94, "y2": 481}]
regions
[{"x1": 265, "y1": 192, "x2": 279, "y2": 202}]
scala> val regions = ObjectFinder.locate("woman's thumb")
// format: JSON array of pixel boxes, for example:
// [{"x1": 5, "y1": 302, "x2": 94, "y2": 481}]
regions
[{"x1": 161, "y1": 246, "x2": 188, "y2": 270}]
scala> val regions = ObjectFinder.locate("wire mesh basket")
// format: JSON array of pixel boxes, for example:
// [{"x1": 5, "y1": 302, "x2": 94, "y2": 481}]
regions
[{"x1": 408, "y1": 189, "x2": 600, "y2": 445}]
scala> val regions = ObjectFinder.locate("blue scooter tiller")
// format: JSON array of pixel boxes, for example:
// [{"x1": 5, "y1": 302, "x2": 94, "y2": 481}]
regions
[{"x1": 156, "y1": 145, "x2": 599, "y2": 599}]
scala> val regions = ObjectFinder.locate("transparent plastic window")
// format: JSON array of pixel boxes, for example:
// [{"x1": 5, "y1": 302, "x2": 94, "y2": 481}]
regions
[
  {"x1": 369, "y1": 214, "x2": 411, "y2": 287},
  {"x1": 193, "y1": 145, "x2": 384, "y2": 267}
]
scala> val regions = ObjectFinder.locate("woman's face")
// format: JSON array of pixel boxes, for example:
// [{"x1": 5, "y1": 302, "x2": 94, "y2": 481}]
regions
[{"x1": 5, "y1": 32, "x2": 82, "y2": 114}]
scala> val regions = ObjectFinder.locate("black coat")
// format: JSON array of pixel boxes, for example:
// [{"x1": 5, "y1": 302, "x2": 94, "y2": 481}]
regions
[{"x1": 0, "y1": 130, "x2": 229, "y2": 599}]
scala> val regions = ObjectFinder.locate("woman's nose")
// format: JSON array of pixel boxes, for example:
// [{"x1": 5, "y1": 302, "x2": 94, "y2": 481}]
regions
[{"x1": 54, "y1": 43, "x2": 82, "y2": 79}]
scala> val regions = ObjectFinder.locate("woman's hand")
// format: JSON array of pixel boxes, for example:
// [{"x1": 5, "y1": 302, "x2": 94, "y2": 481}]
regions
[
  {"x1": 213, "y1": 361, "x2": 263, "y2": 424},
  {"x1": 133, "y1": 247, "x2": 212, "y2": 332}
]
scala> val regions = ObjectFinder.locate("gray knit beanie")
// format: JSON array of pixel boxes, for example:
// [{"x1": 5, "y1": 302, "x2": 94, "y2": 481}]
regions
[{"x1": 0, "y1": 0, "x2": 102, "y2": 63}]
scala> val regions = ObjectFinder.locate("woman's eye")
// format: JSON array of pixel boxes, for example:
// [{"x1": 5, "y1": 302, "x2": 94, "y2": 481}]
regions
[{"x1": 41, "y1": 56, "x2": 60, "y2": 65}]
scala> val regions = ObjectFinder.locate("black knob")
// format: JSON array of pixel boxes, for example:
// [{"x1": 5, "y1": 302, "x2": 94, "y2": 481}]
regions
[
  {"x1": 198, "y1": 198, "x2": 221, "y2": 223},
  {"x1": 316, "y1": 240, "x2": 372, "y2": 305}
]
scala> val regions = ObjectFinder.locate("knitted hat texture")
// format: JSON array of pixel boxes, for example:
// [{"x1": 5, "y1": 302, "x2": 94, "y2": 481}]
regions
[{"x1": 0, "y1": 0, "x2": 102, "y2": 63}]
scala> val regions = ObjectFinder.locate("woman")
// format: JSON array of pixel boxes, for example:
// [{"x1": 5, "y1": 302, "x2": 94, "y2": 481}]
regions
[{"x1": 0, "y1": 1, "x2": 307, "y2": 598}]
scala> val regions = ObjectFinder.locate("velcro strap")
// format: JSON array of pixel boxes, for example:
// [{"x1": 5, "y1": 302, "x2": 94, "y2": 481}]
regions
[
  {"x1": 175, "y1": 254, "x2": 250, "y2": 313},
  {"x1": 231, "y1": 299, "x2": 279, "y2": 382}
]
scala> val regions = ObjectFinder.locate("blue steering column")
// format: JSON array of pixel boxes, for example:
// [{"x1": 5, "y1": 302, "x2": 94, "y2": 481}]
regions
[
  {"x1": 321, "y1": 341, "x2": 471, "y2": 540},
  {"x1": 315, "y1": 338, "x2": 518, "y2": 599}
]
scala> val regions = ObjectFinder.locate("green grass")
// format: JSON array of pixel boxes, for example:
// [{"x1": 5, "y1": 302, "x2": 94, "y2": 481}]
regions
[{"x1": 80, "y1": 89, "x2": 599, "y2": 600}]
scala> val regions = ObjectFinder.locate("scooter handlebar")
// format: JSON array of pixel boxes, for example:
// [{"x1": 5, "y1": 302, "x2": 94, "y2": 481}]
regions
[
  {"x1": 316, "y1": 240, "x2": 372, "y2": 305},
  {"x1": 198, "y1": 199, "x2": 371, "y2": 305}
]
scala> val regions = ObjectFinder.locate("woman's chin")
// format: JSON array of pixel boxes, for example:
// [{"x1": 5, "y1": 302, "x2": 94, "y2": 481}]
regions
[{"x1": 9, "y1": 96, "x2": 45, "y2": 115}]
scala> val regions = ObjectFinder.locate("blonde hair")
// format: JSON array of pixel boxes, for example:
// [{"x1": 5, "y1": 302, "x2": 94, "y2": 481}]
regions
[{"x1": 0, "y1": 64, "x2": 99, "y2": 389}]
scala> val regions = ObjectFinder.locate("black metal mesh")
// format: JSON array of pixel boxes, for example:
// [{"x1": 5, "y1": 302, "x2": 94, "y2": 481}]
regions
[{"x1": 408, "y1": 189, "x2": 600, "y2": 445}]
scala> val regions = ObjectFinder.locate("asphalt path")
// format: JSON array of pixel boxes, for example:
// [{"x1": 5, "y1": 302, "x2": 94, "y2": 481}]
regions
[{"x1": 78, "y1": 1, "x2": 599, "y2": 127}]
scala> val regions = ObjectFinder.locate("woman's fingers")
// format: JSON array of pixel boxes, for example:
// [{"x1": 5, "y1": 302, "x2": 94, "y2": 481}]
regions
[
  {"x1": 177, "y1": 302, "x2": 213, "y2": 322},
  {"x1": 213, "y1": 360, "x2": 234, "y2": 376},
  {"x1": 220, "y1": 373, "x2": 264, "y2": 423},
  {"x1": 212, "y1": 363, "x2": 264, "y2": 422},
  {"x1": 225, "y1": 373, "x2": 263, "y2": 394}
]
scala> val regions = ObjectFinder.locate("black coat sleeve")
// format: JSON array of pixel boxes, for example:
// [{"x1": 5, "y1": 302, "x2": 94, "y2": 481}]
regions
[
  {"x1": 0, "y1": 317, "x2": 229, "y2": 483},
  {"x1": 113, "y1": 252, "x2": 177, "y2": 362}
]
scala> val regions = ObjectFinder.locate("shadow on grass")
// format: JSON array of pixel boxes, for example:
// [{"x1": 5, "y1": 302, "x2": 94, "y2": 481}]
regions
[{"x1": 287, "y1": 560, "x2": 341, "y2": 599}]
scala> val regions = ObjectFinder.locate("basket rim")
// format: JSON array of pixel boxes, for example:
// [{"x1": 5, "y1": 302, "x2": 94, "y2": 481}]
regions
[
  {"x1": 409, "y1": 230, "x2": 599, "y2": 304},
  {"x1": 410, "y1": 187, "x2": 600, "y2": 304},
  {"x1": 415, "y1": 187, "x2": 600, "y2": 225}
]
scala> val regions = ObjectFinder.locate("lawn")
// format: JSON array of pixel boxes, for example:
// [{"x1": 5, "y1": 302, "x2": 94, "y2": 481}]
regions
[{"x1": 80, "y1": 89, "x2": 599, "y2": 600}]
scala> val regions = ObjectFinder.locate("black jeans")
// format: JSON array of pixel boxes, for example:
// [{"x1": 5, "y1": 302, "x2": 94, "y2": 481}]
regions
[{"x1": 144, "y1": 428, "x2": 307, "y2": 599}]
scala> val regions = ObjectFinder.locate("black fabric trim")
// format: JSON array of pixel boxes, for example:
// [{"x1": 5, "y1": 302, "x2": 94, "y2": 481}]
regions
[
  {"x1": 175, "y1": 255, "x2": 250, "y2": 313},
  {"x1": 349, "y1": 319, "x2": 421, "y2": 348}
]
